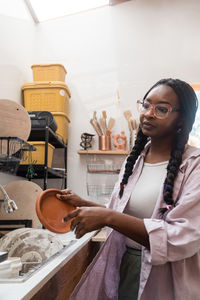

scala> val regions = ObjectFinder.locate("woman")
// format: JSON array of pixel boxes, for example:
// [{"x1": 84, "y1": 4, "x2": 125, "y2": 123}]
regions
[{"x1": 57, "y1": 78, "x2": 200, "y2": 300}]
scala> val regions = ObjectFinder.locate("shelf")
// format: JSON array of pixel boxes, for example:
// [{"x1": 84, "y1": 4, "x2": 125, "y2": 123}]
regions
[
  {"x1": 92, "y1": 228, "x2": 107, "y2": 242},
  {"x1": 29, "y1": 127, "x2": 67, "y2": 148},
  {"x1": 17, "y1": 165, "x2": 67, "y2": 179},
  {"x1": 77, "y1": 150, "x2": 129, "y2": 155}
]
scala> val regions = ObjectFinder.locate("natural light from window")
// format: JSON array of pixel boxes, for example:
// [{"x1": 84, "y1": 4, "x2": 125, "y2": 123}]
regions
[{"x1": 29, "y1": 0, "x2": 109, "y2": 22}]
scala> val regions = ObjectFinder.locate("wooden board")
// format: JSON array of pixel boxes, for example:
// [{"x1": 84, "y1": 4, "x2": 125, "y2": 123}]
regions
[
  {"x1": 0, "y1": 180, "x2": 43, "y2": 229},
  {"x1": 0, "y1": 99, "x2": 31, "y2": 141},
  {"x1": 91, "y1": 228, "x2": 107, "y2": 242}
]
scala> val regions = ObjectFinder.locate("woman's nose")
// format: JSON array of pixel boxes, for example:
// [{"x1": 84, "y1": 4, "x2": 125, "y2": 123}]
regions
[{"x1": 144, "y1": 107, "x2": 155, "y2": 118}]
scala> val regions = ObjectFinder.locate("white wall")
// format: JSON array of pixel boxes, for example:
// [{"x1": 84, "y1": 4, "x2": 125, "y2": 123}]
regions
[
  {"x1": 0, "y1": 4, "x2": 34, "y2": 104},
  {"x1": 32, "y1": 0, "x2": 200, "y2": 198},
  {"x1": 1, "y1": 0, "x2": 200, "y2": 198},
  {"x1": 0, "y1": 4, "x2": 35, "y2": 182}
]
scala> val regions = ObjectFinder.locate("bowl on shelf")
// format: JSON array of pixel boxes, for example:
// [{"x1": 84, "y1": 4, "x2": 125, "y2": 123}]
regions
[{"x1": 36, "y1": 189, "x2": 75, "y2": 234}]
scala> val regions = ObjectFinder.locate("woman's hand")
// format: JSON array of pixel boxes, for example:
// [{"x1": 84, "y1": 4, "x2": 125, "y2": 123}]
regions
[
  {"x1": 56, "y1": 189, "x2": 86, "y2": 207},
  {"x1": 63, "y1": 205, "x2": 150, "y2": 248},
  {"x1": 64, "y1": 207, "x2": 110, "y2": 239},
  {"x1": 56, "y1": 189, "x2": 106, "y2": 208}
]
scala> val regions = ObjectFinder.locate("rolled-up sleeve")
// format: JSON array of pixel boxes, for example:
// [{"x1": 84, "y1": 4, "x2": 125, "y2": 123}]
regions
[{"x1": 144, "y1": 163, "x2": 200, "y2": 266}]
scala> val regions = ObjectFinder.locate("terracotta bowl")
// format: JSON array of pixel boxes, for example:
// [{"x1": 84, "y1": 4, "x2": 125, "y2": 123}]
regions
[{"x1": 35, "y1": 189, "x2": 75, "y2": 234}]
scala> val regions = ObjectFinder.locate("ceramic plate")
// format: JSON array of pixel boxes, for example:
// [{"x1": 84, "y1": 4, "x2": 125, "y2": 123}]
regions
[{"x1": 36, "y1": 189, "x2": 75, "y2": 234}]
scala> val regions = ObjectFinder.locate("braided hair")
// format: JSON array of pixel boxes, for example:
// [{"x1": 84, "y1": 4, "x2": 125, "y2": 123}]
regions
[{"x1": 119, "y1": 78, "x2": 198, "y2": 214}]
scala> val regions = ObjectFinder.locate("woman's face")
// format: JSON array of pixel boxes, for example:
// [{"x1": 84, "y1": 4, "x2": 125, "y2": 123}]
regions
[{"x1": 139, "y1": 84, "x2": 182, "y2": 139}]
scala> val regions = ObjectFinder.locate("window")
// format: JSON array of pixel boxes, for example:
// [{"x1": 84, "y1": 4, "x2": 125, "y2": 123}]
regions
[
  {"x1": 189, "y1": 86, "x2": 200, "y2": 148},
  {"x1": 26, "y1": 0, "x2": 109, "y2": 22}
]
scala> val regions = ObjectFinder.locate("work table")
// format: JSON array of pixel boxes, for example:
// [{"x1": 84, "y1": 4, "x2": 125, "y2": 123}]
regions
[{"x1": 0, "y1": 230, "x2": 103, "y2": 300}]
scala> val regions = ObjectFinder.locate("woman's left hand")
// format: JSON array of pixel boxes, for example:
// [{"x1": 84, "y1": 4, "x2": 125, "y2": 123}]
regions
[{"x1": 64, "y1": 207, "x2": 110, "y2": 238}]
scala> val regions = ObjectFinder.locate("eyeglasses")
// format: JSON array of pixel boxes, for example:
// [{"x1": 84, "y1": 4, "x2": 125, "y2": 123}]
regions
[{"x1": 136, "y1": 99, "x2": 181, "y2": 119}]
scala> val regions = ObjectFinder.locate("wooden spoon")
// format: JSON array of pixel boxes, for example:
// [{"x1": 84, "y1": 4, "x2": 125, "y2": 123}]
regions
[{"x1": 107, "y1": 118, "x2": 115, "y2": 131}]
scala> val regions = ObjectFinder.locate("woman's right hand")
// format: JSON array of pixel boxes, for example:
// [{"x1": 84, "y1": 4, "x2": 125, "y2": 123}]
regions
[
  {"x1": 56, "y1": 189, "x2": 106, "y2": 208},
  {"x1": 56, "y1": 189, "x2": 86, "y2": 207}
]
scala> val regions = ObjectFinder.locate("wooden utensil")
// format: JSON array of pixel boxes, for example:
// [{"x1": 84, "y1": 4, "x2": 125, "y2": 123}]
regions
[
  {"x1": 123, "y1": 111, "x2": 134, "y2": 150},
  {"x1": 107, "y1": 117, "x2": 115, "y2": 131},
  {"x1": 123, "y1": 110, "x2": 132, "y2": 122},
  {"x1": 99, "y1": 118, "x2": 107, "y2": 135},
  {"x1": 128, "y1": 119, "x2": 133, "y2": 150},
  {"x1": 93, "y1": 111, "x2": 97, "y2": 121},
  {"x1": 128, "y1": 118, "x2": 139, "y2": 149},
  {"x1": 90, "y1": 119, "x2": 102, "y2": 136},
  {"x1": 106, "y1": 129, "x2": 112, "y2": 135},
  {"x1": 0, "y1": 181, "x2": 42, "y2": 228},
  {"x1": 102, "y1": 110, "x2": 107, "y2": 132},
  {"x1": 93, "y1": 111, "x2": 103, "y2": 135},
  {"x1": 131, "y1": 118, "x2": 138, "y2": 130}
]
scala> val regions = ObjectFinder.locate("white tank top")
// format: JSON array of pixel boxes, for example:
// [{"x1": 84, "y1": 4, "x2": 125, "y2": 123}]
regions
[{"x1": 124, "y1": 161, "x2": 168, "y2": 249}]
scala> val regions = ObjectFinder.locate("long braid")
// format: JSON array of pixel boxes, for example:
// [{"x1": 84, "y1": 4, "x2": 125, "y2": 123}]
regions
[
  {"x1": 160, "y1": 128, "x2": 189, "y2": 214},
  {"x1": 119, "y1": 128, "x2": 148, "y2": 198},
  {"x1": 158, "y1": 79, "x2": 198, "y2": 214}
]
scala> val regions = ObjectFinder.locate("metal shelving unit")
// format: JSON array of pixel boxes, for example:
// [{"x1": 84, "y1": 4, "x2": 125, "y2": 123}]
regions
[
  {"x1": 0, "y1": 137, "x2": 35, "y2": 174},
  {"x1": 17, "y1": 126, "x2": 67, "y2": 190}
]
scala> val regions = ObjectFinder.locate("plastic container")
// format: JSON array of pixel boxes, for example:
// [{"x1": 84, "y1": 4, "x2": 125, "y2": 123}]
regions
[
  {"x1": 20, "y1": 141, "x2": 55, "y2": 167},
  {"x1": 31, "y1": 64, "x2": 67, "y2": 82},
  {"x1": 52, "y1": 112, "x2": 70, "y2": 144},
  {"x1": 28, "y1": 111, "x2": 58, "y2": 132},
  {"x1": 22, "y1": 81, "x2": 71, "y2": 115}
]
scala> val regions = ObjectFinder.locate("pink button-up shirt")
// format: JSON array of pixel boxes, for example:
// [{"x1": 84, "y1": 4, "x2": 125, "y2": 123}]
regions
[{"x1": 70, "y1": 144, "x2": 200, "y2": 300}]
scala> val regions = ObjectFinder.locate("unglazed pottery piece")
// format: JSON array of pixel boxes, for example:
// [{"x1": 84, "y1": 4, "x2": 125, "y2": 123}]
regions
[
  {"x1": 0, "y1": 228, "x2": 64, "y2": 273},
  {"x1": 36, "y1": 189, "x2": 75, "y2": 233}
]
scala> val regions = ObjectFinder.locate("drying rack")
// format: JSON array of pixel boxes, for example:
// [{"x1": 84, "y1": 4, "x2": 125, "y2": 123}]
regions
[{"x1": 0, "y1": 137, "x2": 35, "y2": 174}]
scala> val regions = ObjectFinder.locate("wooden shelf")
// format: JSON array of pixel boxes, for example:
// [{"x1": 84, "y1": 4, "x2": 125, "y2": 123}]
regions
[
  {"x1": 77, "y1": 150, "x2": 129, "y2": 155},
  {"x1": 92, "y1": 228, "x2": 107, "y2": 242}
]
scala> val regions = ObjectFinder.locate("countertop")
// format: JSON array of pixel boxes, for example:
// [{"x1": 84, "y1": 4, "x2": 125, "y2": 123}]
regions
[{"x1": 0, "y1": 230, "x2": 97, "y2": 300}]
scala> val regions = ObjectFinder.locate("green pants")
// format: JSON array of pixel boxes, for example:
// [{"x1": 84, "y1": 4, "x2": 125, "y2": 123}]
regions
[{"x1": 118, "y1": 247, "x2": 142, "y2": 300}]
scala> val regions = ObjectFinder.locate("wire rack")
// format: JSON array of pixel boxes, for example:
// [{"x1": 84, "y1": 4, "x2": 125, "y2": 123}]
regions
[
  {"x1": 0, "y1": 137, "x2": 36, "y2": 174},
  {"x1": 87, "y1": 184, "x2": 114, "y2": 197},
  {"x1": 87, "y1": 163, "x2": 121, "y2": 174}
]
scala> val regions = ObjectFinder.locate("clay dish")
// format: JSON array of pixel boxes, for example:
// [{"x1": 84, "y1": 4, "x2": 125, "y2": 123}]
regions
[{"x1": 36, "y1": 189, "x2": 75, "y2": 234}]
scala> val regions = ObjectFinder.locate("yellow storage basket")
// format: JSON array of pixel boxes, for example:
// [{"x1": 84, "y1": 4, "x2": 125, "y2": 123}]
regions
[
  {"x1": 22, "y1": 81, "x2": 71, "y2": 115},
  {"x1": 31, "y1": 64, "x2": 67, "y2": 82},
  {"x1": 52, "y1": 112, "x2": 70, "y2": 144},
  {"x1": 21, "y1": 142, "x2": 55, "y2": 168}
]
